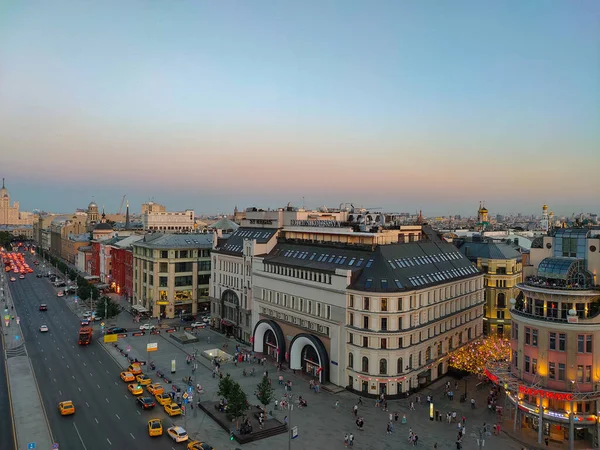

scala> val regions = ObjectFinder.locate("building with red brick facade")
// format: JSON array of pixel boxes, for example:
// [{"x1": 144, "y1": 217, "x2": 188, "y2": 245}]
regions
[{"x1": 111, "y1": 235, "x2": 143, "y2": 301}]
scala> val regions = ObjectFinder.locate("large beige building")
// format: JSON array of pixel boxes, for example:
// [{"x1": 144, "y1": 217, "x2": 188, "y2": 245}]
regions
[
  {"x1": 0, "y1": 179, "x2": 34, "y2": 226},
  {"x1": 142, "y1": 208, "x2": 195, "y2": 232},
  {"x1": 132, "y1": 233, "x2": 213, "y2": 319},
  {"x1": 248, "y1": 218, "x2": 484, "y2": 395}
]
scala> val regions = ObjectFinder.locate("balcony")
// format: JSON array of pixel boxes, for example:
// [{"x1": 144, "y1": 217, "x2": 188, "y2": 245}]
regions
[{"x1": 522, "y1": 276, "x2": 600, "y2": 293}]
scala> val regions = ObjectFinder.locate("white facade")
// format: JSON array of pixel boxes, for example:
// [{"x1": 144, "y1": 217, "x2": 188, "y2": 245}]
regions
[{"x1": 142, "y1": 209, "x2": 195, "y2": 232}]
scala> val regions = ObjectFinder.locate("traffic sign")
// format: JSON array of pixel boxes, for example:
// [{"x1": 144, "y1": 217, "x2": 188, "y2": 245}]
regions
[
  {"x1": 100, "y1": 322, "x2": 105, "y2": 327},
  {"x1": 27, "y1": 443, "x2": 36, "y2": 450},
  {"x1": 15, "y1": 335, "x2": 19, "y2": 340},
  {"x1": 52, "y1": 444, "x2": 59, "y2": 449},
  {"x1": 187, "y1": 386, "x2": 193, "y2": 393},
  {"x1": 292, "y1": 426, "x2": 298, "y2": 439},
  {"x1": 183, "y1": 393, "x2": 189, "y2": 399}
]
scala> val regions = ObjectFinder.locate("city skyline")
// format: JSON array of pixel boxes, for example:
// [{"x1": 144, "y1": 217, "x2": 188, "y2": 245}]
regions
[{"x1": 1, "y1": 1, "x2": 598, "y2": 215}]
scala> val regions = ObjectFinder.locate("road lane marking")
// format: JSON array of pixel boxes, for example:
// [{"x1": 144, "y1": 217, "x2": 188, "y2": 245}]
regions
[
  {"x1": 86, "y1": 402, "x2": 90, "y2": 407},
  {"x1": 44, "y1": 357, "x2": 47, "y2": 361},
  {"x1": 137, "y1": 410, "x2": 141, "y2": 415},
  {"x1": 66, "y1": 365, "x2": 70, "y2": 369},
  {"x1": 61, "y1": 355, "x2": 64, "y2": 359},
  {"x1": 95, "y1": 417, "x2": 99, "y2": 424},
  {"x1": 83, "y1": 362, "x2": 86, "y2": 366},
  {"x1": 106, "y1": 370, "x2": 109, "y2": 374},
  {"x1": 125, "y1": 395, "x2": 128, "y2": 399},
  {"x1": 105, "y1": 397, "x2": 109, "y2": 403},
  {"x1": 49, "y1": 367, "x2": 52, "y2": 371},
  {"x1": 59, "y1": 390, "x2": 62, "y2": 396},
  {"x1": 73, "y1": 423, "x2": 89, "y2": 450},
  {"x1": 53, "y1": 378, "x2": 57, "y2": 383},
  {"x1": 98, "y1": 384, "x2": 101, "y2": 389},
  {"x1": 115, "y1": 413, "x2": 121, "y2": 419},
  {"x1": 106, "y1": 438, "x2": 112, "y2": 445},
  {"x1": 90, "y1": 372, "x2": 93, "y2": 377},
  {"x1": 72, "y1": 375, "x2": 75, "y2": 379},
  {"x1": 130, "y1": 433, "x2": 135, "y2": 439},
  {"x1": 114, "y1": 382, "x2": 118, "y2": 386},
  {"x1": 78, "y1": 387, "x2": 81, "y2": 392}
]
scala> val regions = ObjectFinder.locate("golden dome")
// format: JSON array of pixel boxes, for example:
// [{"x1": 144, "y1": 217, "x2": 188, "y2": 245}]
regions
[
  {"x1": 543, "y1": 204, "x2": 548, "y2": 210},
  {"x1": 480, "y1": 207, "x2": 488, "y2": 213}
]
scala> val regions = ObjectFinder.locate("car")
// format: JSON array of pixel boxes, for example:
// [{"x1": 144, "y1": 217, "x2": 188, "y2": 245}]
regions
[
  {"x1": 137, "y1": 396, "x2": 156, "y2": 410},
  {"x1": 36, "y1": 274, "x2": 43, "y2": 278},
  {"x1": 167, "y1": 426, "x2": 188, "y2": 442},
  {"x1": 39, "y1": 325, "x2": 49, "y2": 333},
  {"x1": 120, "y1": 371, "x2": 135, "y2": 382},
  {"x1": 164, "y1": 402, "x2": 182, "y2": 417},
  {"x1": 10, "y1": 277, "x2": 15, "y2": 282},
  {"x1": 19, "y1": 274, "x2": 25, "y2": 279},
  {"x1": 139, "y1": 323, "x2": 156, "y2": 331},
  {"x1": 107, "y1": 326, "x2": 127, "y2": 334},
  {"x1": 201, "y1": 316, "x2": 211, "y2": 323},
  {"x1": 128, "y1": 363, "x2": 142, "y2": 375},
  {"x1": 58, "y1": 401, "x2": 75, "y2": 416},
  {"x1": 127, "y1": 383, "x2": 144, "y2": 396},
  {"x1": 136, "y1": 374, "x2": 152, "y2": 386},
  {"x1": 80, "y1": 320, "x2": 90, "y2": 326},
  {"x1": 187, "y1": 442, "x2": 215, "y2": 450},
  {"x1": 57, "y1": 291, "x2": 64, "y2": 297},
  {"x1": 39, "y1": 304, "x2": 48, "y2": 311},
  {"x1": 155, "y1": 392, "x2": 171, "y2": 406},
  {"x1": 191, "y1": 322, "x2": 206, "y2": 329},
  {"x1": 148, "y1": 418, "x2": 163, "y2": 437},
  {"x1": 147, "y1": 383, "x2": 164, "y2": 395}
]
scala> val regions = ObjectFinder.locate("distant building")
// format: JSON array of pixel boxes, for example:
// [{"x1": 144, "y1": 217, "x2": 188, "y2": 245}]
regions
[
  {"x1": 111, "y1": 235, "x2": 144, "y2": 301},
  {"x1": 0, "y1": 178, "x2": 34, "y2": 226},
  {"x1": 142, "y1": 207, "x2": 195, "y2": 232}
]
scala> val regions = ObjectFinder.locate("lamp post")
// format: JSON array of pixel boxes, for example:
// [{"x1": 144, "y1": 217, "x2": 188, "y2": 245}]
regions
[{"x1": 287, "y1": 393, "x2": 295, "y2": 450}]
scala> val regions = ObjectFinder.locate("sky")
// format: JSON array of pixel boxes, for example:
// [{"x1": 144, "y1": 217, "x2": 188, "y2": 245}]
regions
[{"x1": 0, "y1": 0, "x2": 598, "y2": 217}]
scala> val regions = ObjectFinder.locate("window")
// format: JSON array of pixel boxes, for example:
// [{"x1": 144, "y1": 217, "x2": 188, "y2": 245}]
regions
[
  {"x1": 381, "y1": 318, "x2": 388, "y2": 331},
  {"x1": 578, "y1": 335, "x2": 593, "y2": 353},
  {"x1": 381, "y1": 338, "x2": 387, "y2": 349},
  {"x1": 512, "y1": 351, "x2": 518, "y2": 368},
  {"x1": 174, "y1": 262, "x2": 193, "y2": 272},
  {"x1": 174, "y1": 275, "x2": 193, "y2": 287},
  {"x1": 532, "y1": 358, "x2": 537, "y2": 375},
  {"x1": 532, "y1": 329, "x2": 538, "y2": 346},
  {"x1": 348, "y1": 353, "x2": 354, "y2": 369},
  {"x1": 559, "y1": 334, "x2": 566, "y2": 351},
  {"x1": 496, "y1": 310, "x2": 505, "y2": 319},
  {"x1": 548, "y1": 362, "x2": 555, "y2": 379},
  {"x1": 364, "y1": 278, "x2": 373, "y2": 289},
  {"x1": 381, "y1": 298, "x2": 388, "y2": 312},
  {"x1": 363, "y1": 297, "x2": 370, "y2": 311},
  {"x1": 577, "y1": 365, "x2": 584, "y2": 383},
  {"x1": 380, "y1": 279, "x2": 388, "y2": 290},
  {"x1": 558, "y1": 363, "x2": 566, "y2": 381},
  {"x1": 524, "y1": 356, "x2": 530, "y2": 373},
  {"x1": 362, "y1": 357, "x2": 369, "y2": 373},
  {"x1": 549, "y1": 332, "x2": 556, "y2": 350},
  {"x1": 497, "y1": 293, "x2": 506, "y2": 309},
  {"x1": 379, "y1": 359, "x2": 387, "y2": 374},
  {"x1": 525, "y1": 327, "x2": 531, "y2": 345},
  {"x1": 159, "y1": 276, "x2": 168, "y2": 287},
  {"x1": 179, "y1": 250, "x2": 188, "y2": 258},
  {"x1": 586, "y1": 365, "x2": 592, "y2": 382},
  {"x1": 161, "y1": 250, "x2": 168, "y2": 258},
  {"x1": 349, "y1": 313, "x2": 354, "y2": 326},
  {"x1": 362, "y1": 336, "x2": 368, "y2": 347},
  {"x1": 398, "y1": 298, "x2": 403, "y2": 311},
  {"x1": 397, "y1": 358, "x2": 403, "y2": 374},
  {"x1": 159, "y1": 262, "x2": 168, "y2": 272},
  {"x1": 363, "y1": 316, "x2": 369, "y2": 329},
  {"x1": 513, "y1": 325, "x2": 519, "y2": 341},
  {"x1": 349, "y1": 295, "x2": 354, "y2": 308}
]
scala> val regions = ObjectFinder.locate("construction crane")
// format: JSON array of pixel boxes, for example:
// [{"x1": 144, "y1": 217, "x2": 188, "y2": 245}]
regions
[{"x1": 117, "y1": 195, "x2": 127, "y2": 215}]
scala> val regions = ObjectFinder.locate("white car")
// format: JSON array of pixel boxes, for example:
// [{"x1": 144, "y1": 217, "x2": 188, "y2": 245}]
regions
[
  {"x1": 56, "y1": 291, "x2": 64, "y2": 297},
  {"x1": 167, "y1": 426, "x2": 188, "y2": 442},
  {"x1": 191, "y1": 322, "x2": 206, "y2": 329},
  {"x1": 139, "y1": 324, "x2": 156, "y2": 331},
  {"x1": 40, "y1": 325, "x2": 49, "y2": 333},
  {"x1": 201, "y1": 316, "x2": 211, "y2": 323}
]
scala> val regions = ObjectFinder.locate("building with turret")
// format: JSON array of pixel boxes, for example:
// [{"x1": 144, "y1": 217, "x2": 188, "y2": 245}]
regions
[
  {"x1": 0, "y1": 178, "x2": 34, "y2": 226},
  {"x1": 476, "y1": 202, "x2": 489, "y2": 231},
  {"x1": 541, "y1": 204, "x2": 550, "y2": 232}
]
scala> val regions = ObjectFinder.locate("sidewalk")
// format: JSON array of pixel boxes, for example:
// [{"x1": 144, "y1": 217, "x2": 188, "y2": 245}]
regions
[{"x1": 1, "y1": 273, "x2": 54, "y2": 450}]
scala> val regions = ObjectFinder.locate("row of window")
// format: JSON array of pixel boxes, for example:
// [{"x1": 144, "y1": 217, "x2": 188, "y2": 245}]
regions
[
  {"x1": 519, "y1": 354, "x2": 593, "y2": 383},
  {"x1": 261, "y1": 289, "x2": 332, "y2": 319},
  {"x1": 134, "y1": 248, "x2": 211, "y2": 259},
  {"x1": 264, "y1": 263, "x2": 333, "y2": 285},
  {"x1": 349, "y1": 326, "x2": 473, "y2": 350},
  {"x1": 136, "y1": 260, "x2": 212, "y2": 273},
  {"x1": 521, "y1": 298, "x2": 593, "y2": 319},
  {"x1": 217, "y1": 258, "x2": 251, "y2": 276},
  {"x1": 259, "y1": 306, "x2": 330, "y2": 336},
  {"x1": 516, "y1": 326, "x2": 593, "y2": 353},
  {"x1": 349, "y1": 355, "x2": 411, "y2": 375}
]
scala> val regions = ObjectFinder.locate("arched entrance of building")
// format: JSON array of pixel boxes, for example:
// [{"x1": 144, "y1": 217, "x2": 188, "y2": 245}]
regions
[
  {"x1": 220, "y1": 289, "x2": 239, "y2": 338},
  {"x1": 252, "y1": 319, "x2": 286, "y2": 364},
  {"x1": 289, "y1": 333, "x2": 329, "y2": 384}
]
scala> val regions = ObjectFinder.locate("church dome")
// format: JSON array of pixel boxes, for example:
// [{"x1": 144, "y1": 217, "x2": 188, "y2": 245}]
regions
[
  {"x1": 88, "y1": 201, "x2": 98, "y2": 209},
  {"x1": 94, "y1": 222, "x2": 113, "y2": 231}
]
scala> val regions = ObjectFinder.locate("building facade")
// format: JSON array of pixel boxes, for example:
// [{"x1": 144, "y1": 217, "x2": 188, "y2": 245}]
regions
[
  {"x1": 0, "y1": 179, "x2": 34, "y2": 226},
  {"x1": 142, "y1": 209, "x2": 195, "y2": 232},
  {"x1": 457, "y1": 239, "x2": 524, "y2": 337},
  {"x1": 132, "y1": 234, "x2": 213, "y2": 319},
  {"x1": 251, "y1": 223, "x2": 484, "y2": 394},
  {"x1": 61, "y1": 233, "x2": 90, "y2": 265},
  {"x1": 76, "y1": 246, "x2": 92, "y2": 274},
  {"x1": 487, "y1": 228, "x2": 600, "y2": 449},
  {"x1": 111, "y1": 235, "x2": 143, "y2": 301}
]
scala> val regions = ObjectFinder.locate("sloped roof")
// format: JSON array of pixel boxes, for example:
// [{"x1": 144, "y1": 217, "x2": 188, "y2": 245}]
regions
[
  {"x1": 112, "y1": 234, "x2": 144, "y2": 249},
  {"x1": 457, "y1": 241, "x2": 522, "y2": 261},
  {"x1": 216, "y1": 227, "x2": 278, "y2": 255},
  {"x1": 134, "y1": 233, "x2": 213, "y2": 249},
  {"x1": 207, "y1": 217, "x2": 239, "y2": 231}
]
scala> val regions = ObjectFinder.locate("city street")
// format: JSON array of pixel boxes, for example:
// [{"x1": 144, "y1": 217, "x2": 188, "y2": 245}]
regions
[{"x1": 6, "y1": 265, "x2": 174, "y2": 450}]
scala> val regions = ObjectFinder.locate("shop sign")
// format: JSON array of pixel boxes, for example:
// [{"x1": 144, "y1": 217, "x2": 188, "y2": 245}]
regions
[
  {"x1": 248, "y1": 219, "x2": 273, "y2": 225},
  {"x1": 518, "y1": 386, "x2": 573, "y2": 401},
  {"x1": 290, "y1": 220, "x2": 340, "y2": 227},
  {"x1": 484, "y1": 368, "x2": 499, "y2": 384}
]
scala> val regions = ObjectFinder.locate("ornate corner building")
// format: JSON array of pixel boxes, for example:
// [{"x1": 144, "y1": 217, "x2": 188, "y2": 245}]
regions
[
  {"x1": 487, "y1": 228, "x2": 600, "y2": 449},
  {"x1": 250, "y1": 222, "x2": 485, "y2": 396}
]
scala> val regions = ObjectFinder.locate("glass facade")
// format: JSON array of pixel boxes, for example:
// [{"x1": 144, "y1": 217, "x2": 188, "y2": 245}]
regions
[
  {"x1": 537, "y1": 258, "x2": 592, "y2": 287},
  {"x1": 553, "y1": 229, "x2": 589, "y2": 259}
]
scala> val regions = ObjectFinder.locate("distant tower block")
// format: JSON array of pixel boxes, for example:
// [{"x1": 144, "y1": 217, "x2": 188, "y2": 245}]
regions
[{"x1": 541, "y1": 204, "x2": 549, "y2": 232}]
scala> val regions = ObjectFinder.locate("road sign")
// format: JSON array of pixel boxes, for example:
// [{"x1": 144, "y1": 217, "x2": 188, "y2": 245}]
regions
[
  {"x1": 100, "y1": 322, "x2": 105, "y2": 327},
  {"x1": 52, "y1": 444, "x2": 59, "y2": 449},
  {"x1": 103, "y1": 334, "x2": 118, "y2": 343},
  {"x1": 27, "y1": 443, "x2": 36, "y2": 450},
  {"x1": 187, "y1": 386, "x2": 193, "y2": 393},
  {"x1": 126, "y1": 345, "x2": 131, "y2": 352},
  {"x1": 146, "y1": 342, "x2": 158, "y2": 352},
  {"x1": 16, "y1": 317, "x2": 20, "y2": 324},
  {"x1": 292, "y1": 426, "x2": 298, "y2": 439},
  {"x1": 183, "y1": 393, "x2": 189, "y2": 399},
  {"x1": 15, "y1": 335, "x2": 19, "y2": 340}
]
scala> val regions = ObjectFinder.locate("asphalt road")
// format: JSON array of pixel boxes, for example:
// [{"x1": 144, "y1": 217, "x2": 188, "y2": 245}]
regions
[
  {"x1": 7, "y1": 259, "x2": 184, "y2": 450},
  {"x1": 0, "y1": 317, "x2": 16, "y2": 450}
]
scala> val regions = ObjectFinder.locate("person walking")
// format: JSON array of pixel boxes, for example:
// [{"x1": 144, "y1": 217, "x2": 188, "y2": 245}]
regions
[
  {"x1": 344, "y1": 433, "x2": 349, "y2": 447},
  {"x1": 349, "y1": 433, "x2": 354, "y2": 447}
]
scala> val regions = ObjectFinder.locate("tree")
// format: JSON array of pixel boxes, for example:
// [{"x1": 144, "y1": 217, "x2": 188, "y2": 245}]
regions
[
  {"x1": 0, "y1": 231, "x2": 12, "y2": 248},
  {"x1": 256, "y1": 376, "x2": 275, "y2": 413},
  {"x1": 68, "y1": 270, "x2": 77, "y2": 281},
  {"x1": 217, "y1": 374, "x2": 235, "y2": 401},
  {"x1": 95, "y1": 296, "x2": 120, "y2": 319},
  {"x1": 77, "y1": 283, "x2": 91, "y2": 301},
  {"x1": 448, "y1": 335, "x2": 511, "y2": 375},
  {"x1": 90, "y1": 285, "x2": 99, "y2": 301},
  {"x1": 226, "y1": 381, "x2": 249, "y2": 428}
]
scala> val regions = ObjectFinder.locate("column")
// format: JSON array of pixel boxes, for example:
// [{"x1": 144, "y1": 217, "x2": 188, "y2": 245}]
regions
[
  {"x1": 568, "y1": 401, "x2": 575, "y2": 450},
  {"x1": 538, "y1": 399, "x2": 544, "y2": 444}
]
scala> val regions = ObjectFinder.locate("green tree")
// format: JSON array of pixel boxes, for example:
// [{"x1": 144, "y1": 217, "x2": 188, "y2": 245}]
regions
[
  {"x1": 217, "y1": 374, "x2": 234, "y2": 401},
  {"x1": 90, "y1": 285, "x2": 99, "y2": 301},
  {"x1": 68, "y1": 270, "x2": 77, "y2": 281},
  {"x1": 0, "y1": 231, "x2": 12, "y2": 248},
  {"x1": 226, "y1": 381, "x2": 249, "y2": 428},
  {"x1": 77, "y1": 283, "x2": 91, "y2": 301},
  {"x1": 95, "y1": 296, "x2": 120, "y2": 319},
  {"x1": 256, "y1": 376, "x2": 275, "y2": 413}
]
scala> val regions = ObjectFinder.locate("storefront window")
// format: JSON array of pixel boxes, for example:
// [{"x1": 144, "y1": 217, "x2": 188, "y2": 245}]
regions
[
  {"x1": 174, "y1": 290, "x2": 192, "y2": 301},
  {"x1": 159, "y1": 290, "x2": 168, "y2": 301}
]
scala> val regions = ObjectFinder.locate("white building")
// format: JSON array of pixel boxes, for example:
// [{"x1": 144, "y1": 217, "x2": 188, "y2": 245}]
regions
[{"x1": 142, "y1": 209, "x2": 195, "y2": 232}]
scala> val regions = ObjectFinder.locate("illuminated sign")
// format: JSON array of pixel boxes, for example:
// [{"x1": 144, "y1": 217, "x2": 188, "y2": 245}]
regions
[
  {"x1": 484, "y1": 369, "x2": 499, "y2": 384},
  {"x1": 248, "y1": 219, "x2": 274, "y2": 225},
  {"x1": 290, "y1": 220, "x2": 340, "y2": 227},
  {"x1": 518, "y1": 386, "x2": 574, "y2": 401}
]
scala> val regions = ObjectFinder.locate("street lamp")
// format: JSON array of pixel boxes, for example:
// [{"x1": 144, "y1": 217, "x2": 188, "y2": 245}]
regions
[{"x1": 287, "y1": 393, "x2": 295, "y2": 450}]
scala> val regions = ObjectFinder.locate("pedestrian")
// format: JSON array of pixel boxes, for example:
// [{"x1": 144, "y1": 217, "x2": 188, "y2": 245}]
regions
[
  {"x1": 349, "y1": 433, "x2": 354, "y2": 447},
  {"x1": 544, "y1": 437, "x2": 549, "y2": 447},
  {"x1": 357, "y1": 397, "x2": 363, "y2": 406},
  {"x1": 335, "y1": 400, "x2": 339, "y2": 409},
  {"x1": 410, "y1": 401, "x2": 415, "y2": 410},
  {"x1": 389, "y1": 413, "x2": 393, "y2": 422},
  {"x1": 387, "y1": 422, "x2": 392, "y2": 435},
  {"x1": 413, "y1": 434, "x2": 418, "y2": 446},
  {"x1": 394, "y1": 411, "x2": 399, "y2": 422},
  {"x1": 344, "y1": 433, "x2": 349, "y2": 447}
]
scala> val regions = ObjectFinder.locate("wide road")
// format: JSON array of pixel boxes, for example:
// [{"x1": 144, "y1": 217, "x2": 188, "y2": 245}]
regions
[
  {"x1": 0, "y1": 313, "x2": 16, "y2": 450},
  {"x1": 7, "y1": 259, "x2": 179, "y2": 450}
]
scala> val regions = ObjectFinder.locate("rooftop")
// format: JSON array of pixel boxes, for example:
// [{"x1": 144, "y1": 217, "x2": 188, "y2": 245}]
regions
[
  {"x1": 133, "y1": 233, "x2": 213, "y2": 249},
  {"x1": 217, "y1": 227, "x2": 278, "y2": 255},
  {"x1": 457, "y1": 241, "x2": 522, "y2": 261}
]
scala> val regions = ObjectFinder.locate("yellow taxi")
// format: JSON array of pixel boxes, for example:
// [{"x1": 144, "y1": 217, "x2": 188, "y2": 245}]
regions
[
  {"x1": 136, "y1": 374, "x2": 152, "y2": 386},
  {"x1": 188, "y1": 441, "x2": 215, "y2": 450},
  {"x1": 155, "y1": 392, "x2": 172, "y2": 406},
  {"x1": 128, "y1": 363, "x2": 143, "y2": 375},
  {"x1": 128, "y1": 383, "x2": 144, "y2": 396},
  {"x1": 147, "y1": 383, "x2": 164, "y2": 395},
  {"x1": 164, "y1": 402, "x2": 182, "y2": 417},
  {"x1": 120, "y1": 371, "x2": 135, "y2": 382},
  {"x1": 148, "y1": 418, "x2": 163, "y2": 437},
  {"x1": 58, "y1": 401, "x2": 75, "y2": 416}
]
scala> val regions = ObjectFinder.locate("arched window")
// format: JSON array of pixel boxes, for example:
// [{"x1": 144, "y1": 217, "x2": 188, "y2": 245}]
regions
[
  {"x1": 397, "y1": 357, "x2": 403, "y2": 374},
  {"x1": 348, "y1": 353, "x2": 354, "y2": 369},
  {"x1": 379, "y1": 359, "x2": 387, "y2": 375},
  {"x1": 361, "y1": 356, "x2": 369, "y2": 373}
]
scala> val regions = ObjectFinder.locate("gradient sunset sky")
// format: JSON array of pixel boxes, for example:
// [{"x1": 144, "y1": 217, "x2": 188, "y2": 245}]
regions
[{"x1": 0, "y1": 1, "x2": 598, "y2": 216}]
